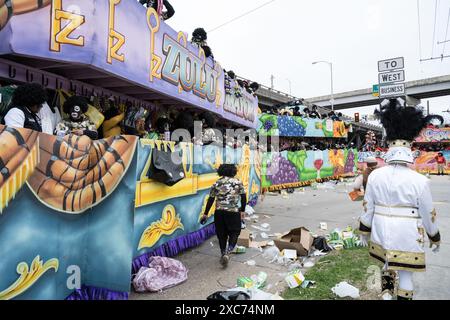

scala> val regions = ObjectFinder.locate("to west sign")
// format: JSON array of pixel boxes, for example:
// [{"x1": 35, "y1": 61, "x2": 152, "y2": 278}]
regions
[
  {"x1": 378, "y1": 57, "x2": 404, "y2": 72},
  {"x1": 378, "y1": 70, "x2": 405, "y2": 85}
]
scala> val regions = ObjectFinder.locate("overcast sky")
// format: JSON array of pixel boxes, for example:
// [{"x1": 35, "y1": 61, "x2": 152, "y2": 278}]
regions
[{"x1": 166, "y1": 0, "x2": 450, "y2": 122}]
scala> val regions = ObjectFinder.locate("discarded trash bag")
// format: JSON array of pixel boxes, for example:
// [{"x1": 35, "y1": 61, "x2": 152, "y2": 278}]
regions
[
  {"x1": 133, "y1": 256, "x2": 188, "y2": 293},
  {"x1": 313, "y1": 236, "x2": 333, "y2": 252},
  {"x1": 207, "y1": 291, "x2": 251, "y2": 300},
  {"x1": 245, "y1": 205, "x2": 255, "y2": 215}
]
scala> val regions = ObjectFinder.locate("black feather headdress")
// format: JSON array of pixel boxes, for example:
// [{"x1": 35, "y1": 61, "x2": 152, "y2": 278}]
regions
[
  {"x1": 192, "y1": 28, "x2": 207, "y2": 43},
  {"x1": 201, "y1": 45, "x2": 213, "y2": 58},
  {"x1": 63, "y1": 96, "x2": 89, "y2": 114},
  {"x1": 201, "y1": 112, "x2": 216, "y2": 128},
  {"x1": 375, "y1": 99, "x2": 444, "y2": 142},
  {"x1": 250, "y1": 82, "x2": 260, "y2": 92},
  {"x1": 173, "y1": 112, "x2": 195, "y2": 136}
]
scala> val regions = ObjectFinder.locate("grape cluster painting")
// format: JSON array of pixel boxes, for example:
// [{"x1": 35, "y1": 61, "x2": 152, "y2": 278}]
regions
[{"x1": 261, "y1": 149, "x2": 358, "y2": 190}]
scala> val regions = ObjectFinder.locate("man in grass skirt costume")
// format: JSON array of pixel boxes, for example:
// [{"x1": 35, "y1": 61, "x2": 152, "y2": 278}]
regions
[{"x1": 358, "y1": 98, "x2": 442, "y2": 300}]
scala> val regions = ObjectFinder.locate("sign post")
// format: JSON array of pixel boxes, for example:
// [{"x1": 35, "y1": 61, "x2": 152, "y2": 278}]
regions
[{"x1": 378, "y1": 57, "x2": 405, "y2": 99}]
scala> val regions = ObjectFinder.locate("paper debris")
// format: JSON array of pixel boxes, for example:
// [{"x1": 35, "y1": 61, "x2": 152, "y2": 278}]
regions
[
  {"x1": 245, "y1": 260, "x2": 256, "y2": 266},
  {"x1": 331, "y1": 282, "x2": 360, "y2": 299},
  {"x1": 281, "y1": 249, "x2": 297, "y2": 260},
  {"x1": 312, "y1": 250, "x2": 327, "y2": 256}
]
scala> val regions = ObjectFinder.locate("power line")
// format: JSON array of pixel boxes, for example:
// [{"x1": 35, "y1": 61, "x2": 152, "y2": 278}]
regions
[
  {"x1": 431, "y1": 0, "x2": 439, "y2": 58},
  {"x1": 417, "y1": 0, "x2": 423, "y2": 60},
  {"x1": 441, "y1": 8, "x2": 450, "y2": 55},
  {"x1": 420, "y1": 54, "x2": 450, "y2": 62},
  {"x1": 208, "y1": 0, "x2": 276, "y2": 33}
]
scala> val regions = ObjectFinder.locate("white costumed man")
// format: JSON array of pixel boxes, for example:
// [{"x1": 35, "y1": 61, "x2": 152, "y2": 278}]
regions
[{"x1": 358, "y1": 98, "x2": 442, "y2": 300}]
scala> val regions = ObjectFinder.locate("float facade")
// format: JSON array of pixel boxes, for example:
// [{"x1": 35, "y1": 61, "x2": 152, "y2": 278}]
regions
[{"x1": 0, "y1": 0, "x2": 260, "y2": 300}]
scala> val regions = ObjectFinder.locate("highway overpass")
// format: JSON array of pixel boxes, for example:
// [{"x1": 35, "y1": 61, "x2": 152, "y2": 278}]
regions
[{"x1": 305, "y1": 75, "x2": 450, "y2": 110}]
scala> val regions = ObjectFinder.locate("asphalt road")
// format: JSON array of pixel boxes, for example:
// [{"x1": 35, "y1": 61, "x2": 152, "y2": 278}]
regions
[{"x1": 130, "y1": 175, "x2": 450, "y2": 300}]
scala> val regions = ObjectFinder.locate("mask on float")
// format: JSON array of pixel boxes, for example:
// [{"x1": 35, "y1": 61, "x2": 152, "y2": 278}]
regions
[{"x1": 70, "y1": 105, "x2": 83, "y2": 122}]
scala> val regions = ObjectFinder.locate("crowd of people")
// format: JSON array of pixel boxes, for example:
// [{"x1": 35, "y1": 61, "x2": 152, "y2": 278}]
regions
[
  {"x1": 0, "y1": 83, "x2": 263, "y2": 151},
  {"x1": 278, "y1": 137, "x2": 352, "y2": 152},
  {"x1": 265, "y1": 102, "x2": 345, "y2": 121},
  {"x1": 414, "y1": 143, "x2": 450, "y2": 152}
]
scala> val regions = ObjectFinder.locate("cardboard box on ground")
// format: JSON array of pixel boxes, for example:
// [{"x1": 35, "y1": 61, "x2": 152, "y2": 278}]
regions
[
  {"x1": 237, "y1": 229, "x2": 252, "y2": 247},
  {"x1": 274, "y1": 227, "x2": 314, "y2": 256},
  {"x1": 238, "y1": 226, "x2": 314, "y2": 257},
  {"x1": 237, "y1": 229, "x2": 271, "y2": 249}
]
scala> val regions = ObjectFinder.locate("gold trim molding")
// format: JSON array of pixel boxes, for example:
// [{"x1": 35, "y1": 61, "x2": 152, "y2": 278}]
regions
[{"x1": 0, "y1": 256, "x2": 59, "y2": 300}]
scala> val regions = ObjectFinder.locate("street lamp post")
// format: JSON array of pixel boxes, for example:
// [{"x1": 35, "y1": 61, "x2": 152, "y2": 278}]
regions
[
  {"x1": 286, "y1": 78, "x2": 292, "y2": 95},
  {"x1": 312, "y1": 61, "x2": 334, "y2": 111}
]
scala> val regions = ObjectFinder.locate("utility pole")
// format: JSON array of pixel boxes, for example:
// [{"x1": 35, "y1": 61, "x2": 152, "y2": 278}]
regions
[
  {"x1": 427, "y1": 100, "x2": 430, "y2": 115},
  {"x1": 270, "y1": 75, "x2": 275, "y2": 90}
]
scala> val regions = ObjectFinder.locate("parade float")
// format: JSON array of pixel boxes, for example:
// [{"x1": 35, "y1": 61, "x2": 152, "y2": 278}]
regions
[
  {"x1": 357, "y1": 127, "x2": 450, "y2": 174},
  {"x1": 412, "y1": 127, "x2": 450, "y2": 174},
  {"x1": 257, "y1": 113, "x2": 358, "y2": 192},
  {"x1": 0, "y1": 0, "x2": 260, "y2": 300}
]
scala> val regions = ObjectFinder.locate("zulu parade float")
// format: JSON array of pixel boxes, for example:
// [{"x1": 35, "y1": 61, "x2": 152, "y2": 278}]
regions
[
  {"x1": 0, "y1": 0, "x2": 448, "y2": 303},
  {"x1": 0, "y1": 0, "x2": 261, "y2": 300}
]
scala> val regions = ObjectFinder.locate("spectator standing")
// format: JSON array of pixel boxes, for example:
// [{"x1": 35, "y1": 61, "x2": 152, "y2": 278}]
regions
[{"x1": 435, "y1": 152, "x2": 447, "y2": 176}]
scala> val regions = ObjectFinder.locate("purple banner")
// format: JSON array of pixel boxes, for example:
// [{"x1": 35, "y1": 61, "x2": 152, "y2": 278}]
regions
[{"x1": 0, "y1": 0, "x2": 258, "y2": 128}]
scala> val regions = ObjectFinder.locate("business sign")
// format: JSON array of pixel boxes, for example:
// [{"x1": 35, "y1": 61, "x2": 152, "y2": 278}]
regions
[
  {"x1": 379, "y1": 83, "x2": 405, "y2": 97},
  {"x1": 378, "y1": 57, "x2": 404, "y2": 72},
  {"x1": 378, "y1": 70, "x2": 405, "y2": 85}
]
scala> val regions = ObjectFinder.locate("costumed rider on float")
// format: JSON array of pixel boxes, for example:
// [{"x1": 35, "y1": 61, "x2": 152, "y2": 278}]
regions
[
  {"x1": 56, "y1": 96, "x2": 98, "y2": 140},
  {"x1": 358, "y1": 98, "x2": 442, "y2": 300}
]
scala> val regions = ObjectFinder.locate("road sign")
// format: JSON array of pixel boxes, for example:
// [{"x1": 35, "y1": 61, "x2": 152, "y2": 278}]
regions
[
  {"x1": 378, "y1": 70, "x2": 405, "y2": 85},
  {"x1": 378, "y1": 57, "x2": 404, "y2": 72},
  {"x1": 372, "y1": 84, "x2": 379, "y2": 97},
  {"x1": 379, "y1": 83, "x2": 405, "y2": 98}
]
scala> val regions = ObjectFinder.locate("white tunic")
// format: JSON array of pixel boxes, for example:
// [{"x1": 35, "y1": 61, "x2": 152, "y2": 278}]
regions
[
  {"x1": 39, "y1": 103, "x2": 61, "y2": 135},
  {"x1": 360, "y1": 164, "x2": 440, "y2": 271}
]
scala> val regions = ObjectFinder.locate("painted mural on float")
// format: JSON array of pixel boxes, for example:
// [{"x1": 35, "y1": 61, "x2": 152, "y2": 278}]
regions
[
  {"x1": 0, "y1": 125, "x2": 138, "y2": 300},
  {"x1": 133, "y1": 142, "x2": 261, "y2": 262},
  {"x1": 415, "y1": 128, "x2": 450, "y2": 143},
  {"x1": 261, "y1": 149, "x2": 358, "y2": 191},
  {"x1": 357, "y1": 151, "x2": 450, "y2": 174},
  {"x1": 257, "y1": 114, "x2": 348, "y2": 138},
  {"x1": 0, "y1": 124, "x2": 261, "y2": 300},
  {"x1": 0, "y1": 0, "x2": 258, "y2": 128}
]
